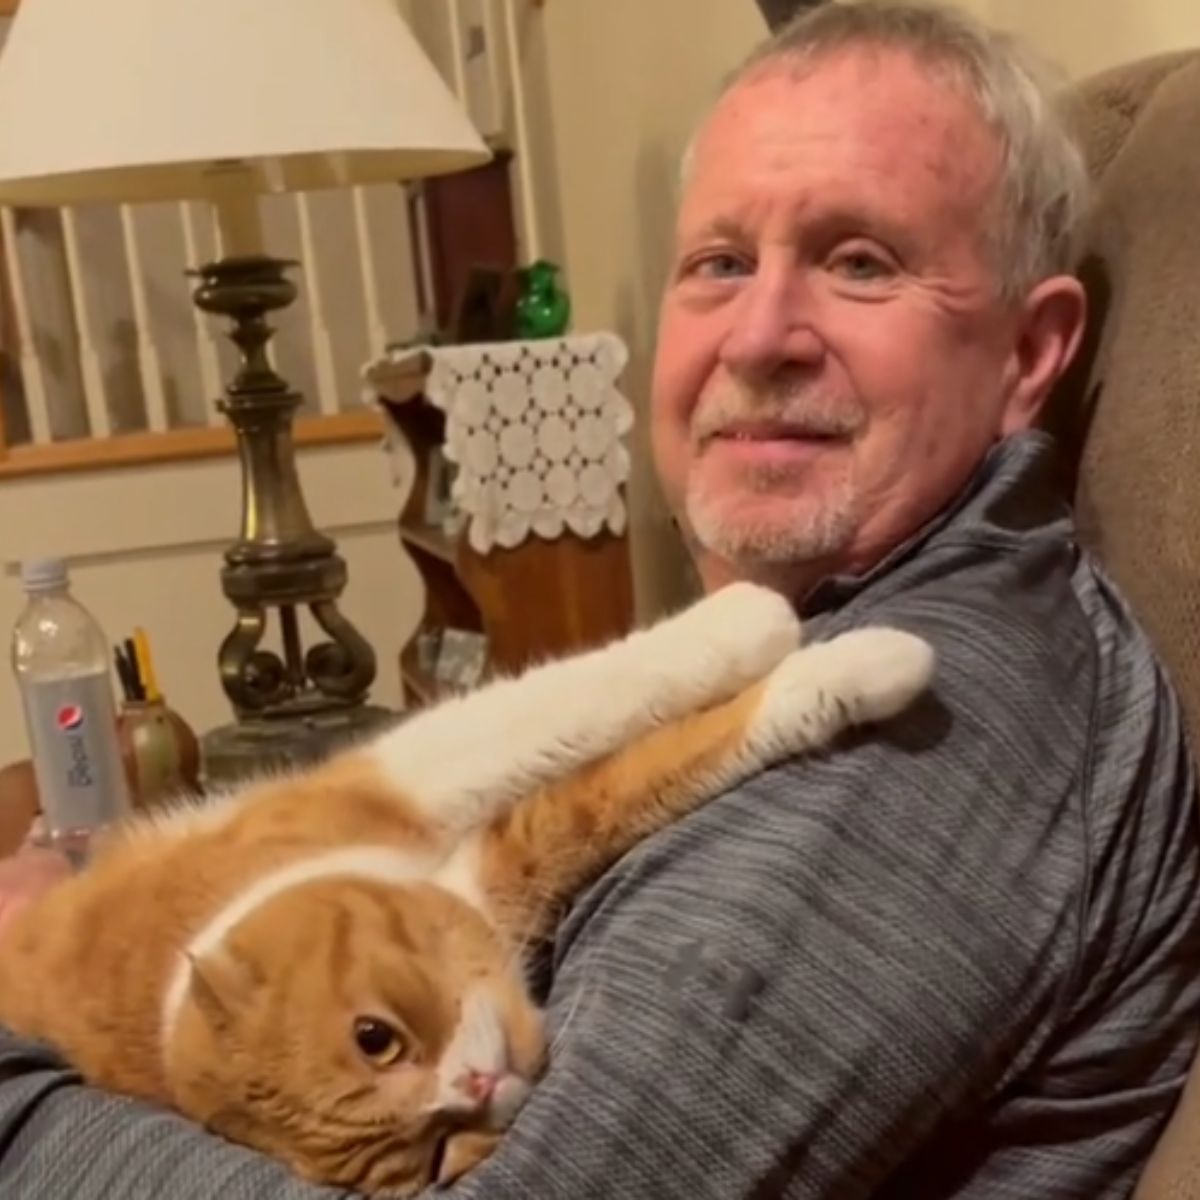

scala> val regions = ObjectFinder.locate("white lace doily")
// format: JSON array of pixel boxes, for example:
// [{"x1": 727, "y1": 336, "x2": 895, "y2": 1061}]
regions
[{"x1": 366, "y1": 333, "x2": 633, "y2": 554}]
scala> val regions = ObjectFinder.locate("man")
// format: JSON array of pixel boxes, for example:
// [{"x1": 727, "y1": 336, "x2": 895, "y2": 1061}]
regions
[{"x1": 0, "y1": 3, "x2": 1197, "y2": 1197}]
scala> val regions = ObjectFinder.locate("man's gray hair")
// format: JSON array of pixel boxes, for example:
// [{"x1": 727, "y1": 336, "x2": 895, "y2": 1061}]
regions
[{"x1": 687, "y1": 1, "x2": 1091, "y2": 302}]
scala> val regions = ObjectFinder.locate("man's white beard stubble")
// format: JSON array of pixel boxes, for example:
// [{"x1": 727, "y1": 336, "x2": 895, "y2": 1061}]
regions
[
  {"x1": 685, "y1": 463, "x2": 860, "y2": 566},
  {"x1": 683, "y1": 384, "x2": 864, "y2": 567}
]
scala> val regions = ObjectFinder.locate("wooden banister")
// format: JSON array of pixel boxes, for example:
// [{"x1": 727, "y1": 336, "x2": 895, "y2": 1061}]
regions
[{"x1": 0, "y1": 408, "x2": 384, "y2": 479}]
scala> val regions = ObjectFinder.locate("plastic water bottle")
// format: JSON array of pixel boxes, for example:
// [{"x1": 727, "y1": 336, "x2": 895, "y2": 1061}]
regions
[{"x1": 10, "y1": 557, "x2": 131, "y2": 859}]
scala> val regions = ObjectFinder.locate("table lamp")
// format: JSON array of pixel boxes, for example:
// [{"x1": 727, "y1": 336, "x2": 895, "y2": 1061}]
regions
[{"x1": 0, "y1": 0, "x2": 491, "y2": 781}]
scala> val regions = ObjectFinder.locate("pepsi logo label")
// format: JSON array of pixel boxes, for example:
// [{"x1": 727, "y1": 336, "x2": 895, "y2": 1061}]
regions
[{"x1": 56, "y1": 704, "x2": 85, "y2": 732}]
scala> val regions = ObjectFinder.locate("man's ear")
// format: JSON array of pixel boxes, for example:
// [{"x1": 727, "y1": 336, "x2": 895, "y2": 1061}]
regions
[
  {"x1": 186, "y1": 948, "x2": 259, "y2": 1032},
  {"x1": 1000, "y1": 274, "x2": 1088, "y2": 434}
]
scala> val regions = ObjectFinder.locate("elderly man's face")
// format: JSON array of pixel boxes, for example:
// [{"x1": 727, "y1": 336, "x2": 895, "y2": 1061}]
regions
[{"x1": 651, "y1": 48, "x2": 1081, "y2": 592}]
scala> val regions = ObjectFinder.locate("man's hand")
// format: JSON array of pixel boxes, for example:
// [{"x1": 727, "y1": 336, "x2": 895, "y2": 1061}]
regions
[{"x1": 0, "y1": 845, "x2": 72, "y2": 935}]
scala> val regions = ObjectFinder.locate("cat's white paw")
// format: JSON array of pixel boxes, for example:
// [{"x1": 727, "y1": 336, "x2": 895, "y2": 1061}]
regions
[
  {"x1": 663, "y1": 582, "x2": 802, "y2": 684},
  {"x1": 617, "y1": 583, "x2": 801, "y2": 725},
  {"x1": 752, "y1": 627, "x2": 934, "y2": 753},
  {"x1": 805, "y1": 627, "x2": 935, "y2": 725}
]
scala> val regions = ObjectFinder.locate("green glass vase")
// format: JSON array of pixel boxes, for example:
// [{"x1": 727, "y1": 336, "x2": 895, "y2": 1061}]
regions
[{"x1": 515, "y1": 259, "x2": 571, "y2": 339}]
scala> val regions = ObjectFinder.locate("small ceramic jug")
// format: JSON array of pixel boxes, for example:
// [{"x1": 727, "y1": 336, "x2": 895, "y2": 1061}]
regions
[{"x1": 117, "y1": 697, "x2": 202, "y2": 810}]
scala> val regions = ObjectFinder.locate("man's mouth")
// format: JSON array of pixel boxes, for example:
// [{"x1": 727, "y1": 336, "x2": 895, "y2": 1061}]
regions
[
  {"x1": 722, "y1": 429, "x2": 840, "y2": 440},
  {"x1": 706, "y1": 422, "x2": 848, "y2": 446}
]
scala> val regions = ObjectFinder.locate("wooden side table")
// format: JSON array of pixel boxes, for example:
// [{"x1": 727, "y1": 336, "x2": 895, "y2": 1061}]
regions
[
  {"x1": 0, "y1": 760, "x2": 39, "y2": 856},
  {"x1": 365, "y1": 333, "x2": 637, "y2": 706}
]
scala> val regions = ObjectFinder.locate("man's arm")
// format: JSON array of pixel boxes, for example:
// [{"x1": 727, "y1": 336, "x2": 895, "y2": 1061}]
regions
[
  {"x1": 436, "y1": 592, "x2": 1200, "y2": 1198},
  {"x1": 436, "y1": 762, "x2": 1080, "y2": 1199},
  {"x1": 0, "y1": 1031, "x2": 348, "y2": 1199}
]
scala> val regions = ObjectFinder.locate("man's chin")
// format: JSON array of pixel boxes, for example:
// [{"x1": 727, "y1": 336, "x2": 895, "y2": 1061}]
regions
[
  {"x1": 691, "y1": 523, "x2": 849, "y2": 573},
  {"x1": 684, "y1": 495, "x2": 853, "y2": 570}
]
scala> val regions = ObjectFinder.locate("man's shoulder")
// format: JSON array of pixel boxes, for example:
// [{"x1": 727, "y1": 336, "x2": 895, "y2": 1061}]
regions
[
  {"x1": 844, "y1": 530, "x2": 1164, "y2": 730},
  {"x1": 827, "y1": 532, "x2": 1099, "y2": 751},
  {"x1": 843, "y1": 531, "x2": 1197, "y2": 862}
]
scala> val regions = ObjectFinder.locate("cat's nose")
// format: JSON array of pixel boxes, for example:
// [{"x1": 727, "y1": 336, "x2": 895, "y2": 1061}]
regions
[{"x1": 463, "y1": 1070, "x2": 499, "y2": 1104}]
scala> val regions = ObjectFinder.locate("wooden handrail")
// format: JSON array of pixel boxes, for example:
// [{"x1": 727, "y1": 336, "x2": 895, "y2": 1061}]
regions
[{"x1": 0, "y1": 408, "x2": 384, "y2": 479}]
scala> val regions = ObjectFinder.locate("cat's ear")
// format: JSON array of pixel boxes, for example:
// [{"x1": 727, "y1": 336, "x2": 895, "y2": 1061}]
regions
[{"x1": 185, "y1": 948, "x2": 259, "y2": 1032}]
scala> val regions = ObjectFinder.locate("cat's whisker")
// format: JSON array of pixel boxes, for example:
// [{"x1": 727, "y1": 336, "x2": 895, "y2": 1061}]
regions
[
  {"x1": 549, "y1": 990, "x2": 583, "y2": 1057},
  {"x1": 549, "y1": 953, "x2": 593, "y2": 1058},
  {"x1": 505, "y1": 921, "x2": 536, "y2": 978}
]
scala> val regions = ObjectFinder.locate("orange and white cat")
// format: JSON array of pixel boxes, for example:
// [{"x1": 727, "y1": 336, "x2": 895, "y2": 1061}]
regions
[{"x1": 0, "y1": 582, "x2": 933, "y2": 1197}]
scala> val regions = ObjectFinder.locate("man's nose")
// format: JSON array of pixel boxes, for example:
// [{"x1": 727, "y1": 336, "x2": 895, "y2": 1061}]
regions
[{"x1": 720, "y1": 271, "x2": 824, "y2": 384}]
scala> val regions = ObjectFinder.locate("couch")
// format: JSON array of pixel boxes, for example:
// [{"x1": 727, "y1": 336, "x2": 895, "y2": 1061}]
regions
[{"x1": 1048, "y1": 47, "x2": 1200, "y2": 1200}]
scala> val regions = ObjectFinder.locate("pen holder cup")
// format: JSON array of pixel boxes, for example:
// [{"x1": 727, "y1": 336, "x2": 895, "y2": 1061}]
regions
[{"x1": 117, "y1": 698, "x2": 202, "y2": 810}]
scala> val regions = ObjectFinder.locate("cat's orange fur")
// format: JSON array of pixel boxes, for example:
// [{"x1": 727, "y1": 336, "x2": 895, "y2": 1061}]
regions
[{"x1": 0, "y1": 582, "x2": 934, "y2": 1197}]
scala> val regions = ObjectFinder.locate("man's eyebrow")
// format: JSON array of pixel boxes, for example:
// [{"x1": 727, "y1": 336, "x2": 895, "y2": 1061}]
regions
[
  {"x1": 802, "y1": 202, "x2": 912, "y2": 244},
  {"x1": 679, "y1": 205, "x2": 917, "y2": 249},
  {"x1": 678, "y1": 215, "x2": 750, "y2": 246}
]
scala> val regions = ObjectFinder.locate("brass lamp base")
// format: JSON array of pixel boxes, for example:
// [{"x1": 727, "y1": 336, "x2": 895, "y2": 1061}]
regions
[
  {"x1": 190, "y1": 254, "x2": 396, "y2": 786},
  {"x1": 202, "y1": 704, "x2": 399, "y2": 784}
]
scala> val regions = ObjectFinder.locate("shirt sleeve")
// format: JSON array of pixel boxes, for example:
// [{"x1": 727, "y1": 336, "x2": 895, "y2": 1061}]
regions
[{"x1": 0, "y1": 1031, "x2": 349, "y2": 1200}]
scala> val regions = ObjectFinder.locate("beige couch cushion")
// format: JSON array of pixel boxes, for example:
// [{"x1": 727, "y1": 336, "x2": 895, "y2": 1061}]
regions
[
  {"x1": 1046, "y1": 48, "x2": 1200, "y2": 1198},
  {"x1": 1048, "y1": 50, "x2": 1200, "y2": 745}
]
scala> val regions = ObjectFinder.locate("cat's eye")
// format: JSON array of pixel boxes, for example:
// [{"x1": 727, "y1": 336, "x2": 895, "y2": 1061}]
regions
[{"x1": 353, "y1": 1016, "x2": 408, "y2": 1067}]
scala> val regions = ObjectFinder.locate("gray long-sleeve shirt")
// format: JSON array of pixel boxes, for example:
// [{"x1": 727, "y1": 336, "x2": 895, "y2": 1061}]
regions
[{"x1": 1, "y1": 429, "x2": 1198, "y2": 1199}]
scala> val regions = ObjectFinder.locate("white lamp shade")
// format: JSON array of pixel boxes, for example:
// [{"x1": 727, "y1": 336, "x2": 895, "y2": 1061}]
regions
[{"x1": 0, "y1": 0, "x2": 492, "y2": 205}]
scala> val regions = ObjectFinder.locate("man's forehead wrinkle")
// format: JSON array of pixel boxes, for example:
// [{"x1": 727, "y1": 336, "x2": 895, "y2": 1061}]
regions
[{"x1": 684, "y1": 101, "x2": 997, "y2": 253}]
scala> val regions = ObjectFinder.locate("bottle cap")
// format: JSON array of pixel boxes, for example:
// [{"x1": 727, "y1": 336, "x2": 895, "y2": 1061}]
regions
[{"x1": 20, "y1": 557, "x2": 69, "y2": 594}]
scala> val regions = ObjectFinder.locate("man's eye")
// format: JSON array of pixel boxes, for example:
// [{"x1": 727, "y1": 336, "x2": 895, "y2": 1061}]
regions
[
  {"x1": 686, "y1": 252, "x2": 752, "y2": 280},
  {"x1": 830, "y1": 250, "x2": 892, "y2": 281}
]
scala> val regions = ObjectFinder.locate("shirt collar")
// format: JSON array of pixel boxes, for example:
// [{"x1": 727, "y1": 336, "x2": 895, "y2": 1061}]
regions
[{"x1": 799, "y1": 429, "x2": 1072, "y2": 618}]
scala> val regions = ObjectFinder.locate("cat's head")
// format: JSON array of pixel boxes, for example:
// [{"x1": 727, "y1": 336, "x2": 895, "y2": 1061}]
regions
[{"x1": 165, "y1": 878, "x2": 546, "y2": 1196}]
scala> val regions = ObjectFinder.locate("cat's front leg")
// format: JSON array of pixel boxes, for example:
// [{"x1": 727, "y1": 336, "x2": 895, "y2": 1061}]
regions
[
  {"x1": 475, "y1": 627, "x2": 934, "y2": 939},
  {"x1": 744, "y1": 626, "x2": 937, "y2": 761},
  {"x1": 618, "y1": 581, "x2": 805, "y2": 723},
  {"x1": 367, "y1": 583, "x2": 802, "y2": 834}
]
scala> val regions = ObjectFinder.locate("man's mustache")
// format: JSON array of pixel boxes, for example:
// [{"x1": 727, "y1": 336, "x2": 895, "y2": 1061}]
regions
[{"x1": 690, "y1": 388, "x2": 865, "y2": 444}]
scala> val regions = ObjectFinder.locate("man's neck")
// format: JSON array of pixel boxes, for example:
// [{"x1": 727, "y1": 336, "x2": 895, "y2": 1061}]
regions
[{"x1": 696, "y1": 554, "x2": 832, "y2": 606}]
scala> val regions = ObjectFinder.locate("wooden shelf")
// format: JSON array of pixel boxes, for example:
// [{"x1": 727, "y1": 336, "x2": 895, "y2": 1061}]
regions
[
  {"x1": 399, "y1": 522, "x2": 458, "y2": 565},
  {"x1": 399, "y1": 638, "x2": 489, "y2": 706},
  {"x1": 400, "y1": 658, "x2": 441, "y2": 706}
]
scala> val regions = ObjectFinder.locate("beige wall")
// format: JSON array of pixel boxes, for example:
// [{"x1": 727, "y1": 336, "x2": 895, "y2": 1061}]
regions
[
  {"x1": 983, "y1": 0, "x2": 1200, "y2": 79},
  {"x1": 0, "y1": 441, "x2": 420, "y2": 766}
]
